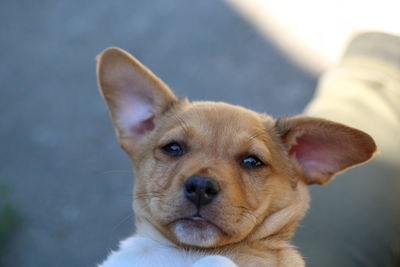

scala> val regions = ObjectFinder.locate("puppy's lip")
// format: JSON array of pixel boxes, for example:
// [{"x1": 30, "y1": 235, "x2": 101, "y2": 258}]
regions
[
  {"x1": 186, "y1": 215, "x2": 206, "y2": 221},
  {"x1": 170, "y1": 214, "x2": 212, "y2": 226},
  {"x1": 168, "y1": 214, "x2": 226, "y2": 233},
  {"x1": 174, "y1": 215, "x2": 217, "y2": 231},
  {"x1": 170, "y1": 215, "x2": 231, "y2": 237},
  {"x1": 176, "y1": 215, "x2": 222, "y2": 230}
]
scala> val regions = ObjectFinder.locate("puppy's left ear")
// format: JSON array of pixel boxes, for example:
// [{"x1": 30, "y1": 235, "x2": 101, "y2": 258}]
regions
[
  {"x1": 276, "y1": 116, "x2": 377, "y2": 185},
  {"x1": 97, "y1": 47, "x2": 178, "y2": 152}
]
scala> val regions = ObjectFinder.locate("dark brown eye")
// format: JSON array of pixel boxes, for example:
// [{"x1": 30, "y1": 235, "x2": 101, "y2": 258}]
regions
[
  {"x1": 161, "y1": 142, "x2": 185, "y2": 157},
  {"x1": 241, "y1": 155, "x2": 265, "y2": 169}
]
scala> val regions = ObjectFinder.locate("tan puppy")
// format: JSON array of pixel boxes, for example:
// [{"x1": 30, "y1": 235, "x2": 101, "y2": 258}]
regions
[{"x1": 96, "y1": 47, "x2": 376, "y2": 267}]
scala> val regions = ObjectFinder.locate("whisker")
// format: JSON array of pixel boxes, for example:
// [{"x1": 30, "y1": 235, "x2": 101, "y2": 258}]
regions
[
  {"x1": 136, "y1": 198, "x2": 163, "y2": 217},
  {"x1": 134, "y1": 192, "x2": 165, "y2": 201}
]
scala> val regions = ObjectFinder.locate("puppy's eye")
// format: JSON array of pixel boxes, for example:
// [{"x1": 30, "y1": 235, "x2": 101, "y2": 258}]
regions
[
  {"x1": 161, "y1": 142, "x2": 185, "y2": 157},
  {"x1": 240, "y1": 155, "x2": 265, "y2": 169}
]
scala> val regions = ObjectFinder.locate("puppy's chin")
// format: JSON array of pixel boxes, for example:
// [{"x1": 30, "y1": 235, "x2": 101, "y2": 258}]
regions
[{"x1": 173, "y1": 218, "x2": 220, "y2": 247}]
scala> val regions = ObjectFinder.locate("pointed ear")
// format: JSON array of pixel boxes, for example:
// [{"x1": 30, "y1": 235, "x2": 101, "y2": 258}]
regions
[
  {"x1": 96, "y1": 47, "x2": 178, "y2": 151},
  {"x1": 276, "y1": 116, "x2": 377, "y2": 185}
]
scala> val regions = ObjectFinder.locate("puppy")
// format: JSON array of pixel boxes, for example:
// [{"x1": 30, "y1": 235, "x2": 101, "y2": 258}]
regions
[{"x1": 96, "y1": 47, "x2": 376, "y2": 267}]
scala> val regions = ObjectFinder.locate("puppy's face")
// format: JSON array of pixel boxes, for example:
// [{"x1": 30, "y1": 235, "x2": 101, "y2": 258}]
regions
[
  {"x1": 133, "y1": 102, "x2": 299, "y2": 247},
  {"x1": 97, "y1": 48, "x2": 376, "y2": 248}
]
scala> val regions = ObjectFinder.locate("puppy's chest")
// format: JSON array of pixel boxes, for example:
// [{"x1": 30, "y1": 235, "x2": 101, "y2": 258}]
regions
[{"x1": 99, "y1": 235, "x2": 208, "y2": 267}]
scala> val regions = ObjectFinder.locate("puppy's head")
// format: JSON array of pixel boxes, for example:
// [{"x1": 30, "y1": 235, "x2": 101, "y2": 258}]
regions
[{"x1": 97, "y1": 48, "x2": 377, "y2": 248}]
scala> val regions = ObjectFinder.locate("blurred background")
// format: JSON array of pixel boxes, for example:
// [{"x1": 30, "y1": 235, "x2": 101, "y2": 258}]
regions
[{"x1": 0, "y1": 0, "x2": 398, "y2": 266}]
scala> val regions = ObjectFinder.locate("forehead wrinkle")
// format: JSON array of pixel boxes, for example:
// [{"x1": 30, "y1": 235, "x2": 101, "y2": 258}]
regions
[
  {"x1": 171, "y1": 113, "x2": 191, "y2": 137},
  {"x1": 237, "y1": 131, "x2": 272, "y2": 159},
  {"x1": 213, "y1": 117, "x2": 268, "y2": 159},
  {"x1": 250, "y1": 137, "x2": 271, "y2": 156},
  {"x1": 248, "y1": 129, "x2": 270, "y2": 145},
  {"x1": 158, "y1": 122, "x2": 195, "y2": 146},
  {"x1": 177, "y1": 102, "x2": 272, "y2": 156}
]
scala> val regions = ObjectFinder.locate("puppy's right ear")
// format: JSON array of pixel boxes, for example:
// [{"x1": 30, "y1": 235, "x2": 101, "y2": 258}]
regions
[{"x1": 97, "y1": 47, "x2": 178, "y2": 152}]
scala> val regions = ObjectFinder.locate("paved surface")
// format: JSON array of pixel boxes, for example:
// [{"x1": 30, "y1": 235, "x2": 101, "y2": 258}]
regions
[{"x1": 0, "y1": 0, "x2": 316, "y2": 266}]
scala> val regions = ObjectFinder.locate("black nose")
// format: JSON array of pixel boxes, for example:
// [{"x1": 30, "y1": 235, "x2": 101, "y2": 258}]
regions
[{"x1": 184, "y1": 175, "x2": 220, "y2": 209}]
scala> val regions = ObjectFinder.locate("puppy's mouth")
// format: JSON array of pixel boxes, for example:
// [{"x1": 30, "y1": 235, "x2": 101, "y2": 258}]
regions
[
  {"x1": 171, "y1": 214, "x2": 221, "y2": 247},
  {"x1": 173, "y1": 214, "x2": 216, "y2": 230},
  {"x1": 184, "y1": 215, "x2": 208, "y2": 222}
]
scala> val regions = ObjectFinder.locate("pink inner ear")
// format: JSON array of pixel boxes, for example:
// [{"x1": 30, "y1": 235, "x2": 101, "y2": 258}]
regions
[
  {"x1": 131, "y1": 117, "x2": 154, "y2": 135},
  {"x1": 283, "y1": 117, "x2": 376, "y2": 185},
  {"x1": 117, "y1": 93, "x2": 155, "y2": 137},
  {"x1": 289, "y1": 134, "x2": 341, "y2": 183}
]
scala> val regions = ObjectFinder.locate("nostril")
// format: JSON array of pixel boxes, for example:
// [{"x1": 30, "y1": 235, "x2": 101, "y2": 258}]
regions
[
  {"x1": 204, "y1": 178, "x2": 220, "y2": 197},
  {"x1": 185, "y1": 184, "x2": 196, "y2": 194},
  {"x1": 205, "y1": 186, "x2": 217, "y2": 197}
]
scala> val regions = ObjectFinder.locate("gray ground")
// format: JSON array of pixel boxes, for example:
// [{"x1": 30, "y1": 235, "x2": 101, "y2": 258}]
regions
[{"x1": 1, "y1": 0, "x2": 324, "y2": 266}]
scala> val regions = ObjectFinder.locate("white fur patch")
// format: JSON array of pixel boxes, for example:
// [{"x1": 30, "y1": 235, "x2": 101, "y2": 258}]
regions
[
  {"x1": 174, "y1": 220, "x2": 219, "y2": 247},
  {"x1": 192, "y1": 255, "x2": 238, "y2": 267},
  {"x1": 98, "y1": 235, "x2": 237, "y2": 267}
]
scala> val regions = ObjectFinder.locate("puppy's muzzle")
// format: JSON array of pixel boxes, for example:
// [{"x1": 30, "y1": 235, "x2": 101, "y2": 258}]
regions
[{"x1": 184, "y1": 175, "x2": 220, "y2": 209}]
